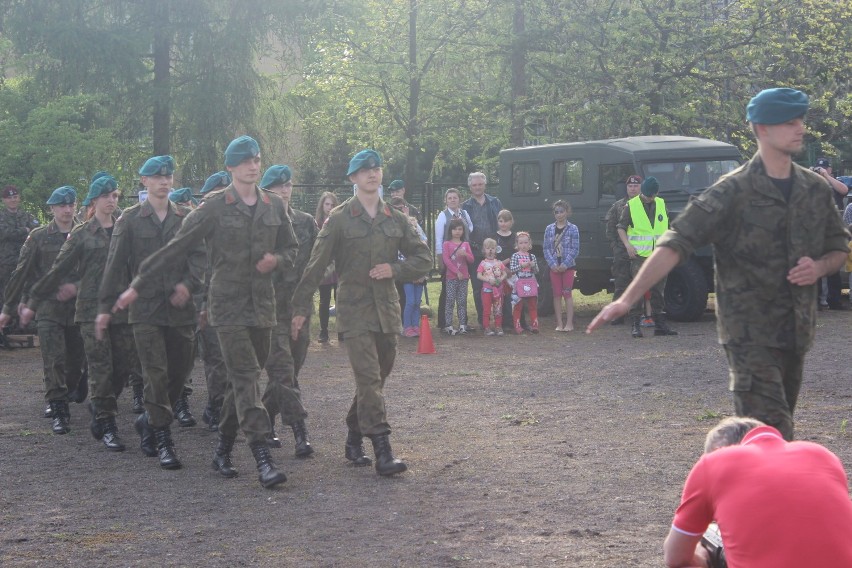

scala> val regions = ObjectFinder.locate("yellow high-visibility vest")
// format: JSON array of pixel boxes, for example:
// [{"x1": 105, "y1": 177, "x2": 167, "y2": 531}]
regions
[{"x1": 627, "y1": 196, "x2": 668, "y2": 257}]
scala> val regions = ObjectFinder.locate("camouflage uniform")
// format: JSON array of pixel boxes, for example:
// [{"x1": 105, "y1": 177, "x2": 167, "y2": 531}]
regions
[
  {"x1": 129, "y1": 185, "x2": 298, "y2": 445},
  {"x1": 0, "y1": 207, "x2": 37, "y2": 307},
  {"x1": 99, "y1": 200, "x2": 205, "y2": 429},
  {"x1": 28, "y1": 216, "x2": 142, "y2": 420},
  {"x1": 605, "y1": 197, "x2": 632, "y2": 300},
  {"x1": 291, "y1": 197, "x2": 432, "y2": 437},
  {"x1": 262, "y1": 206, "x2": 318, "y2": 425},
  {"x1": 2, "y1": 219, "x2": 84, "y2": 401},
  {"x1": 656, "y1": 156, "x2": 850, "y2": 439}
]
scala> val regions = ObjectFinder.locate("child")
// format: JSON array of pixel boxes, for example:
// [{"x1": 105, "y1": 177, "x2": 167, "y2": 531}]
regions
[
  {"x1": 477, "y1": 238, "x2": 508, "y2": 336},
  {"x1": 400, "y1": 211, "x2": 428, "y2": 337},
  {"x1": 442, "y1": 218, "x2": 472, "y2": 335},
  {"x1": 509, "y1": 231, "x2": 540, "y2": 334},
  {"x1": 543, "y1": 200, "x2": 580, "y2": 331},
  {"x1": 493, "y1": 209, "x2": 516, "y2": 330}
]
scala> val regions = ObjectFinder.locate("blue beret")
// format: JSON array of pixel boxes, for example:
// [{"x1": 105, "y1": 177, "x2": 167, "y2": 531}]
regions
[
  {"x1": 139, "y1": 155, "x2": 176, "y2": 176},
  {"x1": 200, "y1": 171, "x2": 231, "y2": 194},
  {"x1": 168, "y1": 187, "x2": 198, "y2": 206},
  {"x1": 347, "y1": 149, "x2": 383, "y2": 176},
  {"x1": 388, "y1": 179, "x2": 405, "y2": 191},
  {"x1": 260, "y1": 165, "x2": 292, "y2": 189},
  {"x1": 46, "y1": 185, "x2": 77, "y2": 205},
  {"x1": 224, "y1": 135, "x2": 260, "y2": 167},
  {"x1": 83, "y1": 175, "x2": 118, "y2": 206},
  {"x1": 746, "y1": 88, "x2": 809, "y2": 125},
  {"x1": 640, "y1": 176, "x2": 659, "y2": 196}
]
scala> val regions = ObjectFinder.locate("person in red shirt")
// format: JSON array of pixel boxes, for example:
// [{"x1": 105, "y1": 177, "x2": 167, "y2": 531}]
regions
[{"x1": 664, "y1": 416, "x2": 852, "y2": 567}]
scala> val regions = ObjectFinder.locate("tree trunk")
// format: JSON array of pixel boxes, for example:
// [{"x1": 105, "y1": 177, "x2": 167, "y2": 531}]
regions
[
  {"x1": 509, "y1": 0, "x2": 527, "y2": 147},
  {"x1": 152, "y1": 0, "x2": 171, "y2": 155},
  {"x1": 404, "y1": 0, "x2": 420, "y2": 200}
]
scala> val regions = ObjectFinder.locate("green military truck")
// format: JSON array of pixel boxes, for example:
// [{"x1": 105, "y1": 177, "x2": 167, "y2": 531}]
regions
[{"x1": 497, "y1": 136, "x2": 742, "y2": 320}]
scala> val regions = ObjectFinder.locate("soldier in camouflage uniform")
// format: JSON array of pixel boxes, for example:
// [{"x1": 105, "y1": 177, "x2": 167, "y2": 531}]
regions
[
  {"x1": 605, "y1": 175, "x2": 642, "y2": 325},
  {"x1": 258, "y1": 165, "x2": 318, "y2": 457},
  {"x1": 97, "y1": 156, "x2": 205, "y2": 470},
  {"x1": 0, "y1": 186, "x2": 84, "y2": 433},
  {"x1": 116, "y1": 136, "x2": 298, "y2": 488},
  {"x1": 291, "y1": 149, "x2": 432, "y2": 476},
  {"x1": 24, "y1": 175, "x2": 142, "y2": 452},
  {"x1": 195, "y1": 171, "x2": 231, "y2": 431},
  {"x1": 588, "y1": 88, "x2": 850, "y2": 440},
  {"x1": 0, "y1": 185, "x2": 38, "y2": 317}
]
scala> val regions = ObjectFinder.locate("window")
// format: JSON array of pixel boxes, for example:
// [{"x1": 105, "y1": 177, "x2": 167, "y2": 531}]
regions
[
  {"x1": 512, "y1": 162, "x2": 540, "y2": 195},
  {"x1": 643, "y1": 160, "x2": 740, "y2": 195},
  {"x1": 553, "y1": 160, "x2": 583, "y2": 194},
  {"x1": 599, "y1": 163, "x2": 636, "y2": 200}
]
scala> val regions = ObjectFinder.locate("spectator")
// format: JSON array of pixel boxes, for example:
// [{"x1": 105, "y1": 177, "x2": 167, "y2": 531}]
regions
[
  {"x1": 543, "y1": 199, "x2": 579, "y2": 332},
  {"x1": 314, "y1": 191, "x2": 340, "y2": 343},
  {"x1": 442, "y1": 217, "x2": 472, "y2": 335},
  {"x1": 435, "y1": 188, "x2": 472, "y2": 329},
  {"x1": 462, "y1": 172, "x2": 502, "y2": 328}
]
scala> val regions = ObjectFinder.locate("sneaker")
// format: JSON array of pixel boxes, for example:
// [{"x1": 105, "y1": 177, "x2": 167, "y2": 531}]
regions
[
  {"x1": 443, "y1": 326, "x2": 457, "y2": 336},
  {"x1": 640, "y1": 317, "x2": 655, "y2": 328},
  {"x1": 496, "y1": 328, "x2": 504, "y2": 336},
  {"x1": 485, "y1": 328, "x2": 496, "y2": 336},
  {"x1": 318, "y1": 330, "x2": 329, "y2": 343},
  {"x1": 457, "y1": 325, "x2": 469, "y2": 335},
  {"x1": 404, "y1": 327, "x2": 417, "y2": 337}
]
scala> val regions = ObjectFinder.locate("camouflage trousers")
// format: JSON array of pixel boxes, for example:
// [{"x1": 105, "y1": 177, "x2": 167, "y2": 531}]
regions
[
  {"x1": 724, "y1": 344, "x2": 805, "y2": 441},
  {"x1": 344, "y1": 331, "x2": 396, "y2": 437},
  {"x1": 79, "y1": 322, "x2": 140, "y2": 419},
  {"x1": 629, "y1": 257, "x2": 666, "y2": 315},
  {"x1": 261, "y1": 315, "x2": 310, "y2": 425},
  {"x1": 216, "y1": 325, "x2": 272, "y2": 446},
  {"x1": 133, "y1": 324, "x2": 196, "y2": 429},
  {"x1": 0, "y1": 264, "x2": 12, "y2": 309},
  {"x1": 611, "y1": 256, "x2": 632, "y2": 301},
  {"x1": 37, "y1": 318, "x2": 85, "y2": 402},
  {"x1": 197, "y1": 323, "x2": 227, "y2": 413}
]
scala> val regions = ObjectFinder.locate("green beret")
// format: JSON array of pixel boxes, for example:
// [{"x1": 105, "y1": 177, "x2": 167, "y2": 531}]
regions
[
  {"x1": 139, "y1": 155, "x2": 176, "y2": 176},
  {"x1": 260, "y1": 165, "x2": 292, "y2": 189},
  {"x1": 347, "y1": 149, "x2": 382, "y2": 176},
  {"x1": 224, "y1": 135, "x2": 260, "y2": 167},
  {"x1": 200, "y1": 171, "x2": 231, "y2": 194},
  {"x1": 83, "y1": 175, "x2": 118, "y2": 206},
  {"x1": 388, "y1": 179, "x2": 405, "y2": 192},
  {"x1": 168, "y1": 187, "x2": 198, "y2": 206},
  {"x1": 46, "y1": 185, "x2": 77, "y2": 205},
  {"x1": 640, "y1": 176, "x2": 659, "y2": 196},
  {"x1": 91, "y1": 171, "x2": 110, "y2": 183},
  {"x1": 746, "y1": 88, "x2": 809, "y2": 125}
]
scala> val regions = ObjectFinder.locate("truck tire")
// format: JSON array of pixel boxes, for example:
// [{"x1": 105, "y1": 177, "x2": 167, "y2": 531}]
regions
[
  {"x1": 664, "y1": 259, "x2": 708, "y2": 322},
  {"x1": 537, "y1": 263, "x2": 554, "y2": 316}
]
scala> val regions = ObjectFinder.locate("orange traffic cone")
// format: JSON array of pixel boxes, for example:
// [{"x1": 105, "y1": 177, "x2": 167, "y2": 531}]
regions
[{"x1": 417, "y1": 313, "x2": 436, "y2": 354}]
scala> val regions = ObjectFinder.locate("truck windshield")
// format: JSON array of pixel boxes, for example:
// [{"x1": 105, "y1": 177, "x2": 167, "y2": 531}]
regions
[{"x1": 642, "y1": 159, "x2": 740, "y2": 194}]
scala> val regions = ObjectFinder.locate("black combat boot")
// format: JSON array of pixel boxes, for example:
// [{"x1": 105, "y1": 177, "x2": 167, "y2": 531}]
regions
[
  {"x1": 88, "y1": 401, "x2": 103, "y2": 440},
  {"x1": 249, "y1": 441, "x2": 287, "y2": 488},
  {"x1": 131, "y1": 384, "x2": 145, "y2": 414},
  {"x1": 653, "y1": 312, "x2": 678, "y2": 336},
  {"x1": 369, "y1": 434, "x2": 407, "y2": 476},
  {"x1": 153, "y1": 427, "x2": 182, "y2": 470},
  {"x1": 50, "y1": 401, "x2": 70, "y2": 435},
  {"x1": 344, "y1": 430, "x2": 372, "y2": 466},
  {"x1": 134, "y1": 412, "x2": 157, "y2": 457},
  {"x1": 267, "y1": 414, "x2": 282, "y2": 448},
  {"x1": 44, "y1": 402, "x2": 54, "y2": 418},
  {"x1": 291, "y1": 420, "x2": 314, "y2": 458},
  {"x1": 318, "y1": 329, "x2": 329, "y2": 343},
  {"x1": 100, "y1": 417, "x2": 126, "y2": 452},
  {"x1": 631, "y1": 316, "x2": 643, "y2": 338},
  {"x1": 172, "y1": 389, "x2": 196, "y2": 427},
  {"x1": 202, "y1": 403, "x2": 220, "y2": 432},
  {"x1": 212, "y1": 434, "x2": 238, "y2": 478}
]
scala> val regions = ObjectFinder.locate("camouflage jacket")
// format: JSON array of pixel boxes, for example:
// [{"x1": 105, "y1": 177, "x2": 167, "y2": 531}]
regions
[
  {"x1": 657, "y1": 155, "x2": 850, "y2": 352},
  {"x1": 28, "y1": 215, "x2": 128, "y2": 324},
  {"x1": 291, "y1": 196, "x2": 432, "y2": 335},
  {"x1": 605, "y1": 197, "x2": 629, "y2": 258},
  {"x1": 99, "y1": 199, "x2": 205, "y2": 326},
  {"x1": 0, "y1": 207, "x2": 38, "y2": 266},
  {"x1": 274, "y1": 206, "x2": 318, "y2": 321},
  {"x1": 130, "y1": 185, "x2": 298, "y2": 328},
  {"x1": 1, "y1": 219, "x2": 77, "y2": 324}
]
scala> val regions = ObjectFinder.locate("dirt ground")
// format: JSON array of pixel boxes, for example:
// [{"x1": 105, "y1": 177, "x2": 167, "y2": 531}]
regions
[{"x1": 1, "y1": 305, "x2": 850, "y2": 567}]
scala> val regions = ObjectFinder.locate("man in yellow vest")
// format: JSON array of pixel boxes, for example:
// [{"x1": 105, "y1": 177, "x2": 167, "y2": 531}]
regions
[{"x1": 617, "y1": 176, "x2": 677, "y2": 338}]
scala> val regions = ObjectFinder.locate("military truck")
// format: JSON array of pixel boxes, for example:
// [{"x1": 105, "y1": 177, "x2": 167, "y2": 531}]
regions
[{"x1": 496, "y1": 136, "x2": 742, "y2": 320}]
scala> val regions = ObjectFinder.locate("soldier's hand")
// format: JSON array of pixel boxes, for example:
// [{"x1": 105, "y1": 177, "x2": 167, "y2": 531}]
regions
[
  {"x1": 94, "y1": 313, "x2": 111, "y2": 341},
  {"x1": 19, "y1": 307, "x2": 35, "y2": 327},
  {"x1": 198, "y1": 310, "x2": 208, "y2": 330},
  {"x1": 114, "y1": 287, "x2": 139, "y2": 312},
  {"x1": 170, "y1": 283, "x2": 190, "y2": 307},
  {"x1": 586, "y1": 300, "x2": 629, "y2": 333},
  {"x1": 291, "y1": 315, "x2": 306, "y2": 340},
  {"x1": 0, "y1": 313, "x2": 10, "y2": 328},
  {"x1": 56, "y1": 283, "x2": 77, "y2": 302},
  {"x1": 627, "y1": 246, "x2": 638, "y2": 259},
  {"x1": 369, "y1": 263, "x2": 393, "y2": 280},
  {"x1": 787, "y1": 256, "x2": 820, "y2": 286},
  {"x1": 256, "y1": 253, "x2": 278, "y2": 274},
  {"x1": 17, "y1": 302, "x2": 27, "y2": 318}
]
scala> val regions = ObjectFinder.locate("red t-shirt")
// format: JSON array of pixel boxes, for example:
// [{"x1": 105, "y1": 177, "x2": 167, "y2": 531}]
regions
[{"x1": 672, "y1": 425, "x2": 852, "y2": 567}]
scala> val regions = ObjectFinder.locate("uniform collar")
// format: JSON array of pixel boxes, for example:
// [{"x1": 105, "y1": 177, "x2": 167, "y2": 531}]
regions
[
  {"x1": 139, "y1": 198, "x2": 185, "y2": 218},
  {"x1": 349, "y1": 197, "x2": 392, "y2": 218}
]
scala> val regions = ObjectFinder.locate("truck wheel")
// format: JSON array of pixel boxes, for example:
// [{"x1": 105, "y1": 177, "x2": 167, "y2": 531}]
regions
[
  {"x1": 664, "y1": 259, "x2": 708, "y2": 322},
  {"x1": 537, "y1": 264, "x2": 554, "y2": 316}
]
